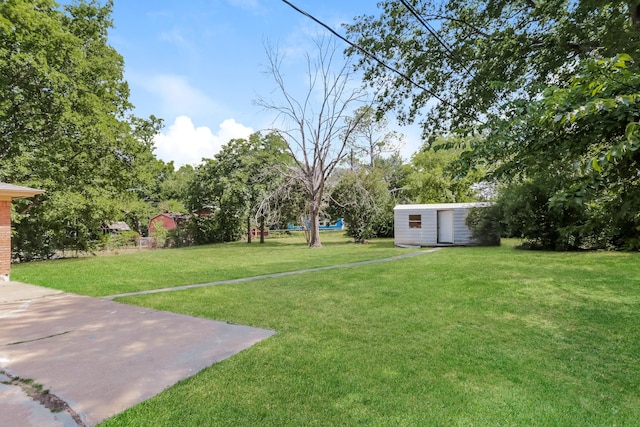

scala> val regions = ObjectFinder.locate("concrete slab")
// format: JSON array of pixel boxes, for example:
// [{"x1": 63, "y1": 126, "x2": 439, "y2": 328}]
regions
[
  {"x1": 0, "y1": 281, "x2": 65, "y2": 303},
  {"x1": 0, "y1": 283, "x2": 275, "y2": 426},
  {"x1": 0, "y1": 382, "x2": 77, "y2": 427}
]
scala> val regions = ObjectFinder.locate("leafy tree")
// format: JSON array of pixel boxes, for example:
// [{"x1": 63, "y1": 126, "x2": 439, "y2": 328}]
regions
[
  {"x1": 149, "y1": 221, "x2": 169, "y2": 248},
  {"x1": 1, "y1": 0, "x2": 160, "y2": 259},
  {"x1": 465, "y1": 205, "x2": 502, "y2": 246},
  {"x1": 158, "y1": 164, "x2": 195, "y2": 205},
  {"x1": 497, "y1": 177, "x2": 588, "y2": 250},
  {"x1": 119, "y1": 197, "x2": 157, "y2": 236},
  {"x1": 401, "y1": 141, "x2": 483, "y2": 203},
  {"x1": 374, "y1": 152, "x2": 407, "y2": 202},
  {"x1": 345, "y1": 1, "x2": 640, "y2": 139},
  {"x1": 328, "y1": 169, "x2": 392, "y2": 242},
  {"x1": 256, "y1": 37, "x2": 368, "y2": 247},
  {"x1": 487, "y1": 54, "x2": 640, "y2": 249},
  {"x1": 186, "y1": 132, "x2": 289, "y2": 244},
  {"x1": 346, "y1": 1, "x2": 640, "y2": 249}
]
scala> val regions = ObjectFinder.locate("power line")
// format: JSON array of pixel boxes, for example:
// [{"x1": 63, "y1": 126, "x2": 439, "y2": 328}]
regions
[
  {"x1": 280, "y1": 0, "x2": 479, "y2": 123},
  {"x1": 398, "y1": 0, "x2": 473, "y2": 76}
]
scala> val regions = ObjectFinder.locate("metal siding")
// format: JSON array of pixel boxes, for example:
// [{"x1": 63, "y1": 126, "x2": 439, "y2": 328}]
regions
[
  {"x1": 394, "y1": 209, "x2": 437, "y2": 246},
  {"x1": 423, "y1": 210, "x2": 437, "y2": 245},
  {"x1": 453, "y1": 208, "x2": 473, "y2": 245},
  {"x1": 395, "y1": 205, "x2": 479, "y2": 246}
]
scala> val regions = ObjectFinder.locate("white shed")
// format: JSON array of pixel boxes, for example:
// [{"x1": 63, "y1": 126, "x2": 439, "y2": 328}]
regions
[{"x1": 394, "y1": 203, "x2": 492, "y2": 247}]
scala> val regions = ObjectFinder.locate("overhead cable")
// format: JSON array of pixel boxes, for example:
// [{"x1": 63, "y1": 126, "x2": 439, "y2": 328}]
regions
[
  {"x1": 398, "y1": 0, "x2": 473, "y2": 76},
  {"x1": 280, "y1": 0, "x2": 479, "y2": 122}
]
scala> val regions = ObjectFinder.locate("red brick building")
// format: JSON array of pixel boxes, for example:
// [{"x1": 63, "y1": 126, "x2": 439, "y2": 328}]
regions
[{"x1": 0, "y1": 183, "x2": 44, "y2": 281}]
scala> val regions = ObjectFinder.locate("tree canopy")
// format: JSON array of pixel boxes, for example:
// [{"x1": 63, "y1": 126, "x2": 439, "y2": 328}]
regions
[
  {"x1": 347, "y1": 0, "x2": 640, "y2": 249},
  {"x1": 185, "y1": 132, "x2": 289, "y2": 244},
  {"x1": 346, "y1": 1, "x2": 640, "y2": 138},
  {"x1": 488, "y1": 54, "x2": 640, "y2": 249},
  {"x1": 401, "y1": 141, "x2": 484, "y2": 204},
  {"x1": 1, "y1": 0, "x2": 160, "y2": 259}
]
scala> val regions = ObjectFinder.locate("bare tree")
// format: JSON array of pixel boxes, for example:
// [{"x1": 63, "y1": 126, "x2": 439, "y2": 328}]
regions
[
  {"x1": 346, "y1": 106, "x2": 404, "y2": 168},
  {"x1": 256, "y1": 37, "x2": 368, "y2": 247}
]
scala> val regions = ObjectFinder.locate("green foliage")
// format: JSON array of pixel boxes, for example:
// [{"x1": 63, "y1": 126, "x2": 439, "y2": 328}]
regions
[
  {"x1": 157, "y1": 200, "x2": 186, "y2": 215},
  {"x1": 118, "y1": 198, "x2": 156, "y2": 237},
  {"x1": 465, "y1": 205, "x2": 501, "y2": 246},
  {"x1": 401, "y1": 141, "x2": 484, "y2": 203},
  {"x1": 185, "y1": 132, "x2": 289, "y2": 244},
  {"x1": 150, "y1": 221, "x2": 169, "y2": 248},
  {"x1": 166, "y1": 224, "x2": 193, "y2": 248},
  {"x1": 374, "y1": 153, "x2": 407, "y2": 200},
  {"x1": 158, "y1": 164, "x2": 195, "y2": 205},
  {"x1": 182, "y1": 215, "x2": 220, "y2": 245},
  {"x1": 101, "y1": 230, "x2": 139, "y2": 251},
  {"x1": 347, "y1": 0, "x2": 640, "y2": 250},
  {"x1": 486, "y1": 55, "x2": 640, "y2": 249},
  {"x1": 346, "y1": 1, "x2": 639, "y2": 138},
  {"x1": 328, "y1": 169, "x2": 392, "y2": 242},
  {"x1": 1, "y1": 0, "x2": 161, "y2": 259},
  {"x1": 497, "y1": 177, "x2": 591, "y2": 251}
]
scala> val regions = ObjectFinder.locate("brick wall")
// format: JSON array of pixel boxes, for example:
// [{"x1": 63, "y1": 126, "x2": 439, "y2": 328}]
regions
[{"x1": 0, "y1": 200, "x2": 11, "y2": 279}]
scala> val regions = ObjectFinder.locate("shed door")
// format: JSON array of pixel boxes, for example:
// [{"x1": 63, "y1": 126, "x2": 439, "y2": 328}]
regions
[{"x1": 437, "y1": 210, "x2": 454, "y2": 244}]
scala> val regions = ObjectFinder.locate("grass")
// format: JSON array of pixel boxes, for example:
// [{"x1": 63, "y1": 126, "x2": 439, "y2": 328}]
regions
[
  {"x1": 11, "y1": 233, "x2": 415, "y2": 297},
  {"x1": 94, "y1": 241, "x2": 640, "y2": 426},
  {"x1": 12, "y1": 238, "x2": 640, "y2": 425}
]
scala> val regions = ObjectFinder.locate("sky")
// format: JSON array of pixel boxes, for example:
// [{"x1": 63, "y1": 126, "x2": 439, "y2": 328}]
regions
[{"x1": 105, "y1": 0, "x2": 424, "y2": 167}]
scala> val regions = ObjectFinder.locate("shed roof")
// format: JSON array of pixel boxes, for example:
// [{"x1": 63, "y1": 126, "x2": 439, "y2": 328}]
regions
[
  {"x1": 105, "y1": 221, "x2": 131, "y2": 232},
  {"x1": 151, "y1": 213, "x2": 190, "y2": 221},
  {"x1": 394, "y1": 202, "x2": 492, "y2": 211},
  {"x1": 0, "y1": 182, "x2": 45, "y2": 199}
]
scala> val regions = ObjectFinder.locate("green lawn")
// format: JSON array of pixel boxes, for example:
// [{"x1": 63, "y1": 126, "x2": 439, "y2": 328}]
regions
[
  {"x1": 11, "y1": 233, "x2": 415, "y2": 297},
  {"x1": 13, "y1": 238, "x2": 640, "y2": 425}
]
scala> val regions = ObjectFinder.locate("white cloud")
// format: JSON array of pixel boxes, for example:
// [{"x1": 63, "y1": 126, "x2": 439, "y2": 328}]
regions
[
  {"x1": 134, "y1": 74, "x2": 221, "y2": 120},
  {"x1": 153, "y1": 116, "x2": 253, "y2": 167}
]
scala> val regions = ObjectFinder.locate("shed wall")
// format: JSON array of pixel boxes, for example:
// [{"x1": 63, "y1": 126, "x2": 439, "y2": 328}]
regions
[
  {"x1": 452, "y1": 208, "x2": 473, "y2": 245},
  {"x1": 394, "y1": 208, "x2": 436, "y2": 246},
  {"x1": 394, "y1": 206, "x2": 477, "y2": 247}
]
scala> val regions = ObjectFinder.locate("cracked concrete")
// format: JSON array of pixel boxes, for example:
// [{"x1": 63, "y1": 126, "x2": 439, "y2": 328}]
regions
[{"x1": 0, "y1": 282, "x2": 275, "y2": 426}]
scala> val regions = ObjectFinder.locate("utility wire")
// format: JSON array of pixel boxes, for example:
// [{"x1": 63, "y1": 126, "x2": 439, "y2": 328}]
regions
[
  {"x1": 280, "y1": 0, "x2": 479, "y2": 122},
  {"x1": 398, "y1": 0, "x2": 473, "y2": 76}
]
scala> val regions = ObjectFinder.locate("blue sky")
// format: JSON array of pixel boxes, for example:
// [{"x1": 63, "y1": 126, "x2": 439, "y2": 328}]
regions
[{"x1": 107, "y1": 0, "x2": 423, "y2": 167}]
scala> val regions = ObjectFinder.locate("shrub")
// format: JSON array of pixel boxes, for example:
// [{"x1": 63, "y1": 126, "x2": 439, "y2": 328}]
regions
[
  {"x1": 465, "y1": 205, "x2": 501, "y2": 246},
  {"x1": 150, "y1": 221, "x2": 169, "y2": 248}
]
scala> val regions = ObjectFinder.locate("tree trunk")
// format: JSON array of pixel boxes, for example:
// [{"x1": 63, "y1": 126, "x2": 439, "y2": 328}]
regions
[
  {"x1": 247, "y1": 216, "x2": 252, "y2": 244},
  {"x1": 259, "y1": 216, "x2": 265, "y2": 244},
  {"x1": 308, "y1": 200, "x2": 322, "y2": 247}
]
